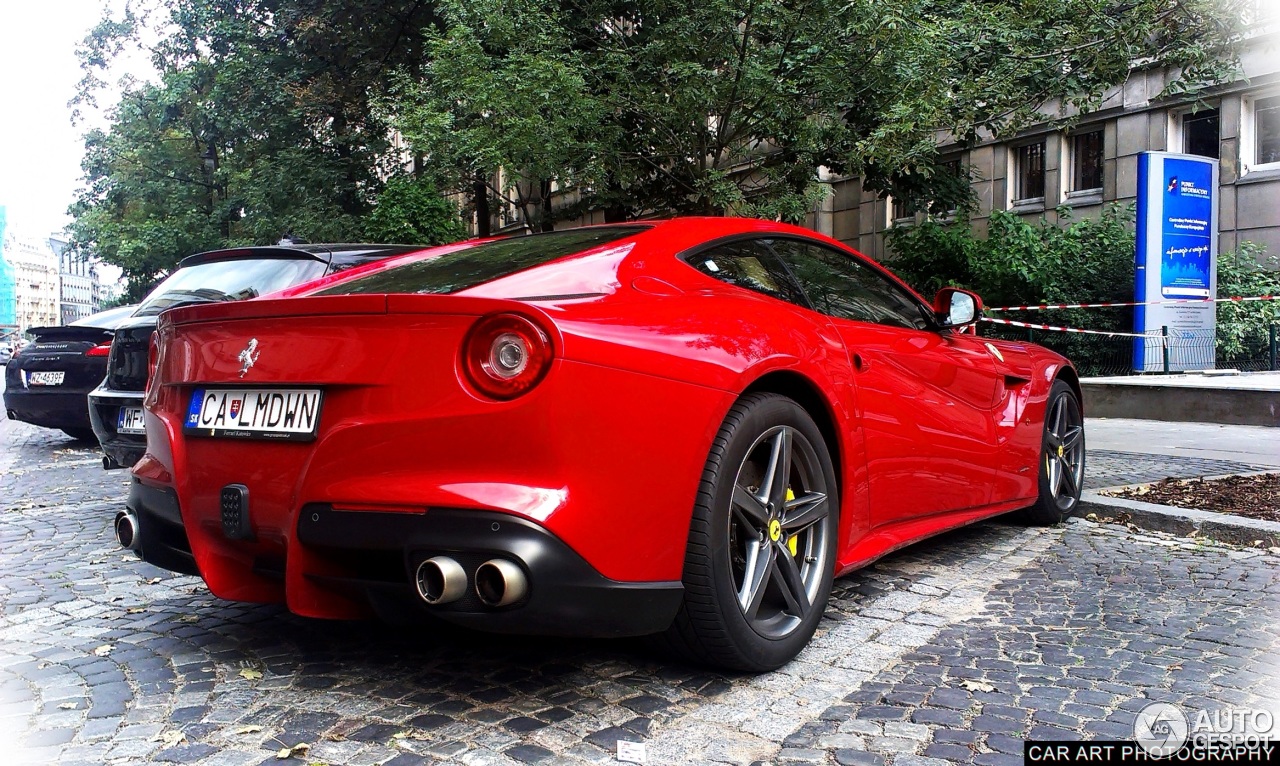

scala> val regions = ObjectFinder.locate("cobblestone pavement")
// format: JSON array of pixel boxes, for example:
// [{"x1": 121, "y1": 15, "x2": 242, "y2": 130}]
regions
[
  {"x1": 1084, "y1": 450, "x2": 1264, "y2": 491},
  {"x1": 1, "y1": 416, "x2": 1277, "y2": 766}
]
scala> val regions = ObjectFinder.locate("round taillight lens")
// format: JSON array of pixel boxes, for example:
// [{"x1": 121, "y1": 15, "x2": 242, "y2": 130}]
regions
[{"x1": 463, "y1": 314, "x2": 553, "y2": 400}]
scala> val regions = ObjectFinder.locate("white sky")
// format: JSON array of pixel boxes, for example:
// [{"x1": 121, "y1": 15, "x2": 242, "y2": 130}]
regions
[{"x1": 0, "y1": 0, "x2": 153, "y2": 240}]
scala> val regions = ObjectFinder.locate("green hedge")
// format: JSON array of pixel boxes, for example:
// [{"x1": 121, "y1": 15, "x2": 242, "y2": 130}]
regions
[{"x1": 884, "y1": 205, "x2": 1278, "y2": 372}]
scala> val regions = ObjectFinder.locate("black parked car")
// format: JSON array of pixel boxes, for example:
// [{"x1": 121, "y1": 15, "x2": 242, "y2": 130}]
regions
[
  {"x1": 4, "y1": 305, "x2": 140, "y2": 440},
  {"x1": 89, "y1": 244, "x2": 421, "y2": 469}
]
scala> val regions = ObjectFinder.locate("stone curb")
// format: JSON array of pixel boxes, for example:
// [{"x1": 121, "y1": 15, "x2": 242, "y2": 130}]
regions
[{"x1": 1078, "y1": 486, "x2": 1280, "y2": 548}]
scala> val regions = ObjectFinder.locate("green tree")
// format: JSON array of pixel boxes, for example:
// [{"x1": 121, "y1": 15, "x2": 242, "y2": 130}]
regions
[
  {"x1": 363, "y1": 175, "x2": 468, "y2": 245},
  {"x1": 69, "y1": 0, "x2": 444, "y2": 299},
  {"x1": 389, "y1": 0, "x2": 1245, "y2": 227}
]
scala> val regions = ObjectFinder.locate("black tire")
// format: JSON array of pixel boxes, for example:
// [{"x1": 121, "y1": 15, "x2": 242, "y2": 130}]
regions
[
  {"x1": 1019, "y1": 379, "x2": 1085, "y2": 526},
  {"x1": 658, "y1": 393, "x2": 839, "y2": 672},
  {"x1": 61, "y1": 428, "x2": 96, "y2": 441}
]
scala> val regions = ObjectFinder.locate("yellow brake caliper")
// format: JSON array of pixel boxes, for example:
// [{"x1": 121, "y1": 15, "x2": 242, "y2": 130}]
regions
[{"x1": 785, "y1": 488, "x2": 798, "y2": 556}]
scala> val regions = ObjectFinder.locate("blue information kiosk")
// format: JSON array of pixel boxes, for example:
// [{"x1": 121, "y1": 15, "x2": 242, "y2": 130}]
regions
[{"x1": 1133, "y1": 152, "x2": 1219, "y2": 372}]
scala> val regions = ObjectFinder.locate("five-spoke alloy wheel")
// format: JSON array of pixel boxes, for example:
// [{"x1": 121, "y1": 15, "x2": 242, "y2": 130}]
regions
[
  {"x1": 1021, "y1": 380, "x2": 1086, "y2": 525},
  {"x1": 661, "y1": 393, "x2": 838, "y2": 671}
]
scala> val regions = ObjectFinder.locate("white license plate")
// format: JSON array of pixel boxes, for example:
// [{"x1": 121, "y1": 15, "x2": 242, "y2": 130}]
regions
[
  {"x1": 28, "y1": 371, "x2": 65, "y2": 386},
  {"x1": 184, "y1": 388, "x2": 323, "y2": 440},
  {"x1": 117, "y1": 406, "x2": 145, "y2": 434}
]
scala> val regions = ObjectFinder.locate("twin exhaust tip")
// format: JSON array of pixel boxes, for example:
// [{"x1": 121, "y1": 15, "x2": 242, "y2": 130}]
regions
[
  {"x1": 414, "y1": 556, "x2": 527, "y2": 608},
  {"x1": 114, "y1": 511, "x2": 140, "y2": 551}
]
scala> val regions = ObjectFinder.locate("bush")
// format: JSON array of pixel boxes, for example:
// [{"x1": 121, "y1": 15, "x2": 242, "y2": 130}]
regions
[
  {"x1": 364, "y1": 175, "x2": 468, "y2": 246},
  {"x1": 885, "y1": 207, "x2": 1279, "y2": 372},
  {"x1": 1216, "y1": 241, "x2": 1280, "y2": 365},
  {"x1": 886, "y1": 206, "x2": 1136, "y2": 374}
]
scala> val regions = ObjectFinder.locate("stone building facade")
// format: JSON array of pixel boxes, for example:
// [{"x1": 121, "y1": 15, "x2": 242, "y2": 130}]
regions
[
  {"x1": 810, "y1": 23, "x2": 1280, "y2": 263},
  {"x1": 2, "y1": 232, "x2": 60, "y2": 332},
  {"x1": 51, "y1": 237, "x2": 100, "y2": 324}
]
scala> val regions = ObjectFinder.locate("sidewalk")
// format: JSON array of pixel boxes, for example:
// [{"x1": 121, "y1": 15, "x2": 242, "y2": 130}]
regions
[{"x1": 1086, "y1": 417, "x2": 1280, "y2": 470}]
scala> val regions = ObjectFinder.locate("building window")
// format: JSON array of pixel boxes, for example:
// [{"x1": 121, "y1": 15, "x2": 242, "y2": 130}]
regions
[
  {"x1": 1071, "y1": 129, "x2": 1104, "y2": 192},
  {"x1": 891, "y1": 197, "x2": 912, "y2": 222},
  {"x1": 1013, "y1": 141, "x2": 1046, "y2": 202},
  {"x1": 1253, "y1": 95, "x2": 1280, "y2": 167},
  {"x1": 930, "y1": 157, "x2": 965, "y2": 218},
  {"x1": 1182, "y1": 109, "x2": 1219, "y2": 159}
]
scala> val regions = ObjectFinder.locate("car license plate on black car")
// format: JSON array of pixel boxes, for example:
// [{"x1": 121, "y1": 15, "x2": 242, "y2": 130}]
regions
[
  {"x1": 27, "y1": 371, "x2": 65, "y2": 386},
  {"x1": 184, "y1": 388, "x2": 323, "y2": 440},
  {"x1": 117, "y1": 407, "x2": 145, "y2": 434}
]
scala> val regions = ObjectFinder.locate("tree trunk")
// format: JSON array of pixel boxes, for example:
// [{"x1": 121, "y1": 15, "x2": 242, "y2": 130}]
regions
[
  {"x1": 540, "y1": 179, "x2": 554, "y2": 232},
  {"x1": 473, "y1": 173, "x2": 490, "y2": 238}
]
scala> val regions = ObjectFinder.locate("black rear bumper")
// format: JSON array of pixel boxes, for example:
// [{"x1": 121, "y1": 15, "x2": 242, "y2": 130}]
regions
[
  {"x1": 297, "y1": 506, "x2": 683, "y2": 637},
  {"x1": 124, "y1": 483, "x2": 683, "y2": 637},
  {"x1": 3, "y1": 389, "x2": 94, "y2": 431},
  {"x1": 88, "y1": 388, "x2": 146, "y2": 468},
  {"x1": 126, "y1": 479, "x2": 200, "y2": 576}
]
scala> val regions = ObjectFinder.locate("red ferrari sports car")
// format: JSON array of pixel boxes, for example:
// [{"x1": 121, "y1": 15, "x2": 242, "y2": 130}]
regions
[{"x1": 120, "y1": 218, "x2": 1084, "y2": 671}]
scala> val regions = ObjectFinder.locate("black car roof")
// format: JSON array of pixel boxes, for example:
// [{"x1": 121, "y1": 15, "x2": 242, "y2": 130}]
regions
[{"x1": 178, "y1": 244, "x2": 425, "y2": 269}]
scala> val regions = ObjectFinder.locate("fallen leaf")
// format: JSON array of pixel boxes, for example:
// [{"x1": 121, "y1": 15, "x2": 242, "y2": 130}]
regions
[
  {"x1": 154, "y1": 730, "x2": 187, "y2": 746},
  {"x1": 233, "y1": 725, "x2": 263, "y2": 734},
  {"x1": 92, "y1": 645, "x2": 113, "y2": 657},
  {"x1": 961, "y1": 680, "x2": 995, "y2": 693},
  {"x1": 178, "y1": 615, "x2": 199, "y2": 623},
  {"x1": 392, "y1": 731, "x2": 410, "y2": 739},
  {"x1": 58, "y1": 702, "x2": 78, "y2": 710},
  {"x1": 240, "y1": 668, "x2": 264, "y2": 681},
  {"x1": 276, "y1": 743, "x2": 310, "y2": 759},
  {"x1": 127, "y1": 607, "x2": 146, "y2": 614},
  {"x1": 147, "y1": 577, "x2": 162, "y2": 585}
]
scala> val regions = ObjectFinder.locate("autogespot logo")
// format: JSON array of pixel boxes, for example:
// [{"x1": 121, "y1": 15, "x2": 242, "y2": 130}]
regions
[{"x1": 1134, "y1": 702, "x2": 1189, "y2": 757}]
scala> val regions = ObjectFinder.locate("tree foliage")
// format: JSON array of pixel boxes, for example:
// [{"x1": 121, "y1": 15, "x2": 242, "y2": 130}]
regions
[
  {"x1": 69, "y1": 0, "x2": 447, "y2": 299},
  {"x1": 363, "y1": 175, "x2": 467, "y2": 245},
  {"x1": 390, "y1": 0, "x2": 1245, "y2": 227}
]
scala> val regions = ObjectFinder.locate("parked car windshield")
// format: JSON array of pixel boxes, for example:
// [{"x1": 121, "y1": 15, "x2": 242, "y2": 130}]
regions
[
  {"x1": 315, "y1": 226, "x2": 648, "y2": 296},
  {"x1": 135, "y1": 257, "x2": 328, "y2": 317}
]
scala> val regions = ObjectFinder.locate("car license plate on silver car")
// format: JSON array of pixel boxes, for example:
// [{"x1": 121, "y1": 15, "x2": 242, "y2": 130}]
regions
[
  {"x1": 184, "y1": 388, "x2": 323, "y2": 440},
  {"x1": 117, "y1": 406, "x2": 145, "y2": 434},
  {"x1": 27, "y1": 371, "x2": 65, "y2": 386}
]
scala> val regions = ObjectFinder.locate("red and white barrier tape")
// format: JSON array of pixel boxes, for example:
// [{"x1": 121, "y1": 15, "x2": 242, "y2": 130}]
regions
[
  {"x1": 985, "y1": 295, "x2": 1278, "y2": 312},
  {"x1": 979, "y1": 316, "x2": 1163, "y2": 339}
]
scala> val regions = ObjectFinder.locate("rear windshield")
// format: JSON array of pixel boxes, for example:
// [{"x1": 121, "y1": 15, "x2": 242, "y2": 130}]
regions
[
  {"x1": 135, "y1": 257, "x2": 328, "y2": 317},
  {"x1": 315, "y1": 226, "x2": 647, "y2": 296}
]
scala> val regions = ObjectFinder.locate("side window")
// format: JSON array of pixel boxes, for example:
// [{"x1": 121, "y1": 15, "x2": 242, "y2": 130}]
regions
[
  {"x1": 768, "y1": 239, "x2": 933, "y2": 330},
  {"x1": 687, "y1": 239, "x2": 807, "y2": 306}
]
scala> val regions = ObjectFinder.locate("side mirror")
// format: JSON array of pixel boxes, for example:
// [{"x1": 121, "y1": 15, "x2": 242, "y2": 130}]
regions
[{"x1": 933, "y1": 288, "x2": 982, "y2": 329}]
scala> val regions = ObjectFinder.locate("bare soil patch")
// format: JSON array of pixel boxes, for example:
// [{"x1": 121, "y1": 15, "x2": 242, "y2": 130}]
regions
[{"x1": 1106, "y1": 472, "x2": 1280, "y2": 523}]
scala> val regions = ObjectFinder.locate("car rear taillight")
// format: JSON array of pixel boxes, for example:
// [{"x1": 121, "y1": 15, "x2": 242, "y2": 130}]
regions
[
  {"x1": 462, "y1": 314, "x2": 553, "y2": 400},
  {"x1": 146, "y1": 334, "x2": 159, "y2": 388},
  {"x1": 86, "y1": 342, "x2": 112, "y2": 357}
]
